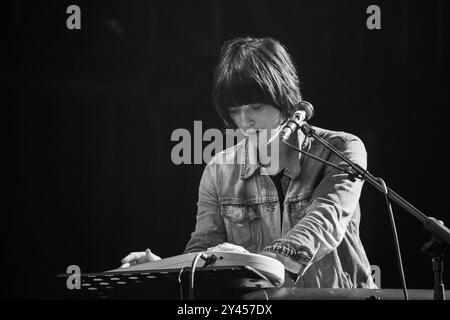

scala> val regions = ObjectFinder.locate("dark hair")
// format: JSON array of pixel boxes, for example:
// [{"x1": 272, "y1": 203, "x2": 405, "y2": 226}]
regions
[{"x1": 212, "y1": 37, "x2": 302, "y2": 128}]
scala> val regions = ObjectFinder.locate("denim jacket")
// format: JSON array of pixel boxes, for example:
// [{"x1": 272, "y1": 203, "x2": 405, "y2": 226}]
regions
[{"x1": 184, "y1": 126, "x2": 376, "y2": 288}]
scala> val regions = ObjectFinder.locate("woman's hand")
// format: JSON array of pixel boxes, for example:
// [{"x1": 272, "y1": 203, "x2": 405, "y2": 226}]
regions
[
  {"x1": 120, "y1": 249, "x2": 161, "y2": 268},
  {"x1": 207, "y1": 242, "x2": 249, "y2": 253}
]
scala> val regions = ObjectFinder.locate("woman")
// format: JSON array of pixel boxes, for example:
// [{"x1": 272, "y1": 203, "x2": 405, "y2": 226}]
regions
[{"x1": 122, "y1": 37, "x2": 376, "y2": 288}]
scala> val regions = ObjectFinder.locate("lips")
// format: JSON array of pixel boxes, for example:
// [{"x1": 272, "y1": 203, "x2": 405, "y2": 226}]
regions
[{"x1": 242, "y1": 128, "x2": 259, "y2": 136}]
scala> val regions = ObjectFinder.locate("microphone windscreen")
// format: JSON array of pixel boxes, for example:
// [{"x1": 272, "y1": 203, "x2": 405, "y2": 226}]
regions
[{"x1": 297, "y1": 101, "x2": 314, "y2": 120}]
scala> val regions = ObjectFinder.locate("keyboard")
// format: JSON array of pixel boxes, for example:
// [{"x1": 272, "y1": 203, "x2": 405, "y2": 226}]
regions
[{"x1": 108, "y1": 251, "x2": 285, "y2": 286}]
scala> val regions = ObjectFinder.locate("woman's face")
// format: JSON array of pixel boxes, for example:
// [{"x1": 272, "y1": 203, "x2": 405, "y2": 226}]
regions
[{"x1": 229, "y1": 103, "x2": 283, "y2": 134}]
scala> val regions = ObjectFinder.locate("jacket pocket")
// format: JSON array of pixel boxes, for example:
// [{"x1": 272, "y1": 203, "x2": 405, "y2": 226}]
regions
[
  {"x1": 219, "y1": 202, "x2": 261, "y2": 251},
  {"x1": 287, "y1": 193, "x2": 313, "y2": 223}
]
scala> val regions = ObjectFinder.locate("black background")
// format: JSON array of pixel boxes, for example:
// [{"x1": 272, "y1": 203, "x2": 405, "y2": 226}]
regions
[{"x1": 4, "y1": 0, "x2": 450, "y2": 299}]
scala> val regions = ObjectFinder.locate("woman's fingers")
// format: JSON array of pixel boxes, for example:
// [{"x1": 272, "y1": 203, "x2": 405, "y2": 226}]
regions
[
  {"x1": 121, "y1": 251, "x2": 145, "y2": 264},
  {"x1": 207, "y1": 242, "x2": 249, "y2": 253},
  {"x1": 120, "y1": 249, "x2": 161, "y2": 268},
  {"x1": 144, "y1": 249, "x2": 162, "y2": 262}
]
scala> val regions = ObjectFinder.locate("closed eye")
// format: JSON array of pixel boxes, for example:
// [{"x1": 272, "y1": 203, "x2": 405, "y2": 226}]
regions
[
  {"x1": 250, "y1": 104, "x2": 262, "y2": 110},
  {"x1": 229, "y1": 107, "x2": 240, "y2": 115}
]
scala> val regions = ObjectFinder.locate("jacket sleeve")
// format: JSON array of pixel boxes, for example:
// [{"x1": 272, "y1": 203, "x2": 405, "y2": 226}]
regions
[
  {"x1": 184, "y1": 164, "x2": 226, "y2": 253},
  {"x1": 261, "y1": 135, "x2": 367, "y2": 276}
]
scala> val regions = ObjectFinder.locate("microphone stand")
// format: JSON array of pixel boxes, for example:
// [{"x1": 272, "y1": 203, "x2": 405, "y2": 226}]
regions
[{"x1": 294, "y1": 122, "x2": 450, "y2": 300}]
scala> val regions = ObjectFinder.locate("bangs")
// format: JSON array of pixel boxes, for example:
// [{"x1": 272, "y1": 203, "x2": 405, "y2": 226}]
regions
[{"x1": 216, "y1": 70, "x2": 276, "y2": 112}]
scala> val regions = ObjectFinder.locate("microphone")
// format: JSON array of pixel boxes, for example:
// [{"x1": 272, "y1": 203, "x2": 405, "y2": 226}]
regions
[{"x1": 279, "y1": 101, "x2": 314, "y2": 142}]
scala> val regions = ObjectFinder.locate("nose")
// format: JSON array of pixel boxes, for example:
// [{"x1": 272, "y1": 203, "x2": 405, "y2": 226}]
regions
[{"x1": 237, "y1": 107, "x2": 255, "y2": 130}]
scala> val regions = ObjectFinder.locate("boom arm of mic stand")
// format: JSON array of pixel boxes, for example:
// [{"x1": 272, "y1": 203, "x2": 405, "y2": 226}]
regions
[{"x1": 300, "y1": 122, "x2": 450, "y2": 246}]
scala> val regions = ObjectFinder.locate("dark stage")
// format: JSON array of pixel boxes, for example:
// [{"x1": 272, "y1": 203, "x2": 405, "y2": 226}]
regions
[{"x1": 4, "y1": 0, "x2": 450, "y2": 300}]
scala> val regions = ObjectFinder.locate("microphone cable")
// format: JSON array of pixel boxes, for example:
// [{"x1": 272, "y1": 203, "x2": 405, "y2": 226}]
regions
[
  {"x1": 378, "y1": 178, "x2": 408, "y2": 300},
  {"x1": 178, "y1": 267, "x2": 185, "y2": 300},
  {"x1": 189, "y1": 252, "x2": 217, "y2": 300}
]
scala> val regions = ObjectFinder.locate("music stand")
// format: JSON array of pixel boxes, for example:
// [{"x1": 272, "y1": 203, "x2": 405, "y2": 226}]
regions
[{"x1": 58, "y1": 265, "x2": 279, "y2": 300}]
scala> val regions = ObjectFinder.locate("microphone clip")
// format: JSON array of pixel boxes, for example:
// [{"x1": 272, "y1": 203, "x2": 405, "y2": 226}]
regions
[{"x1": 280, "y1": 111, "x2": 307, "y2": 142}]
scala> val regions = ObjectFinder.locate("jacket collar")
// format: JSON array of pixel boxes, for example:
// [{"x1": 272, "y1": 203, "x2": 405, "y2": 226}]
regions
[{"x1": 239, "y1": 130, "x2": 311, "y2": 180}]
